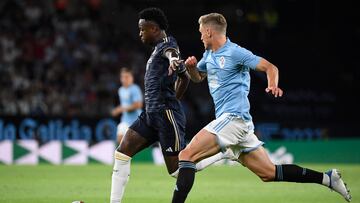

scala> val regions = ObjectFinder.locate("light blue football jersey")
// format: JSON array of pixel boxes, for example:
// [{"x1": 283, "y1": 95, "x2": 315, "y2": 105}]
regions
[
  {"x1": 118, "y1": 84, "x2": 143, "y2": 124},
  {"x1": 197, "y1": 38, "x2": 261, "y2": 121}
]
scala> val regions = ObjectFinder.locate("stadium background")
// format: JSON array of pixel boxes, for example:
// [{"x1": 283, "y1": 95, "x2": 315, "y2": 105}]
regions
[{"x1": 0, "y1": 0, "x2": 359, "y2": 202}]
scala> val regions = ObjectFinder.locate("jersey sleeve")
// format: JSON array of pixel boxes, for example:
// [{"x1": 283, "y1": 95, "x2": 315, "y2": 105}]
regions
[
  {"x1": 131, "y1": 85, "x2": 143, "y2": 103},
  {"x1": 161, "y1": 38, "x2": 180, "y2": 58},
  {"x1": 233, "y1": 46, "x2": 261, "y2": 70},
  {"x1": 196, "y1": 51, "x2": 208, "y2": 73}
]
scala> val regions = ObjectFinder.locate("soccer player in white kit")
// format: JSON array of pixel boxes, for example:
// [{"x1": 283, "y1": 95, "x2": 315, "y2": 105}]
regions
[{"x1": 171, "y1": 13, "x2": 351, "y2": 203}]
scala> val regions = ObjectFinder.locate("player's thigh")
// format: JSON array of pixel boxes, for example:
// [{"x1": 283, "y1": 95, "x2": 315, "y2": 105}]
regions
[
  {"x1": 239, "y1": 146, "x2": 275, "y2": 181},
  {"x1": 117, "y1": 128, "x2": 150, "y2": 157},
  {"x1": 179, "y1": 128, "x2": 221, "y2": 163},
  {"x1": 117, "y1": 134, "x2": 124, "y2": 144},
  {"x1": 117, "y1": 113, "x2": 156, "y2": 157}
]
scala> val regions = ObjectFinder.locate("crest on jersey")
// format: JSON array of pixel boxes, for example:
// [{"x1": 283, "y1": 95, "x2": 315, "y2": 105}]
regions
[{"x1": 219, "y1": 56, "x2": 225, "y2": 69}]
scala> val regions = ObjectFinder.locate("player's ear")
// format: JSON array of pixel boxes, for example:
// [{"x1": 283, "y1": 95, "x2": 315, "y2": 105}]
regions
[
  {"x1": 148, "y1": 24, "x2": 157, "y2": 34},
  {"x1": 206, "y1": 28, "x2": 211, "y2": 38},
  {"x1": 154, "y1": 24, "x2": 162, "y2": 33},
  {"x1": 149, "y1": 25, "x2": 155, "y2": 33}
]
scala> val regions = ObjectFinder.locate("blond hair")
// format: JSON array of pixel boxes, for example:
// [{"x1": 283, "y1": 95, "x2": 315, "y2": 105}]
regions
[{"x1": 198, "y1": 13, "x2": 227, "y2": 35}]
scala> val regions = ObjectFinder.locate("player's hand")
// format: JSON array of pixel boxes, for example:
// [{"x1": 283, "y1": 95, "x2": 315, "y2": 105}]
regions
[
  {"x1": 111, "y1": 106, "x2": 124, "y2": 116},
  {"x1": 168, "y1": 59, "x2": 184, "y2": 76},
  {"x1": 110, "y1": 110, "x2": 116, "y2": 117},
  {"x1": 185, "y1": 56, "x2": 198, "y2": 70},
  {"x1": 265, "y1": 86, "x2": 283, "y2": 98},
  {"x1": 110, "y1": 109, "x2": 118, "y2": 117}
]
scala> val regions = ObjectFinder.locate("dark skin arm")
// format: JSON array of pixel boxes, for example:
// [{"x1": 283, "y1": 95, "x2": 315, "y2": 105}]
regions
[
  {"x1": 174, "y1": 71, "x2": 189, "y2": 99},
  {"x1": 164, "y1": 49, "x2": 190, "y2": 100}
]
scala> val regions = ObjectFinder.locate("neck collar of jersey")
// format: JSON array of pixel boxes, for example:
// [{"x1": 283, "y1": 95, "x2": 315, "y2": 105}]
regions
[
  {"x1": 153, "y1": 33, "x2": 169, "y2": 47},
  {"x1": 212, "y1": 37, "x2": 230, "y2": 53}
]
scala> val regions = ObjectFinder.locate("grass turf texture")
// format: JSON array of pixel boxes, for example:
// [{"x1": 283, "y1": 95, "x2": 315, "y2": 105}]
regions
[{"x1": 0, "y1": 163, "x2": 359, "y2": 203}]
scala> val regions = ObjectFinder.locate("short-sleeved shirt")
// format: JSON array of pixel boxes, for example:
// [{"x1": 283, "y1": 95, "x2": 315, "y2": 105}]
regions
[
  {"x1": 144, "y1": 36, "x2": 182, "y2": 112},
  {"x1": 197, "y1": 38, "x2": 261, "y2": 121},
  {"x1": 118, "y1": 84, "x2": 143, "y2": 124}
]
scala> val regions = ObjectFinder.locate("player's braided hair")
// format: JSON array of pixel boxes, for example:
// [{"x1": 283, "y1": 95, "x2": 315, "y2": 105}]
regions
[{"x1": 139, "y1": 7, "x2": 169, "y2": 31}]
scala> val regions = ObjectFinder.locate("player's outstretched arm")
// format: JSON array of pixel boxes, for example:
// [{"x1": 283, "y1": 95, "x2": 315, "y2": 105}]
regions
[
  {"x1": 110, "y1": 102, "x2": 143, "y2": 116},
  {"x1": 185, "y1": 56, "x2": 207, "y2": 83},
  {"x1": 164, "y1": 49, "x2": 184, "y2": 76},
  {"x1": 123, "y1": 101, "x2": 143, "y2": 112},
  {"x1": 164, "y1": 49, "x2": 190, "y2": 99},
  {"x1": 255, "y1": 58, "x2": 283, "y2": 97},
  {"x1": 111, "y1": 106, "x2": 122, "y2": 117}
]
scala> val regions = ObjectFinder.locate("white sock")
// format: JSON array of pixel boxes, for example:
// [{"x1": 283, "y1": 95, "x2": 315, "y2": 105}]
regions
[
  {"x1": 170, "y1": 169, "x2": 179, "y2": 178},
  {"x1": 152, "y1": 147, "x2": 165, "y2": 165},
  {"x1": 110, "y1": 151, "x2": 131, "y2": 203},
  {"x1": 322, "y1": 173, "x2": 330, "y2": 187},
  {"x1": 196, "y1": 152, "x2": 225, "y2": 172},
  {"x1": 170, "y1": 152, "x2": 226, "y2": 178}
]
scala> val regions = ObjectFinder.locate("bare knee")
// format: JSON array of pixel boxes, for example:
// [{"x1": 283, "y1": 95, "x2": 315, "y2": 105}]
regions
[
  {"x1": 178, "y1": 148, "x2": 196, "y2": 162},
  {"x1": 257, "y1": 163, "x2": 276, "y2": 182},
  {"x1": 240, "y1": 147, "x2": 276, "y2": 182},
  {"x1": 257, "y1": 170, "x2": 275, "y2": 182}
]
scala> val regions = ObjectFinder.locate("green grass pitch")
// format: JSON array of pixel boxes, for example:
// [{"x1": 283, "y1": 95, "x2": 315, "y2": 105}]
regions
[{"x1": 0, "y1": 163, "x2": 359, "y2": 203}]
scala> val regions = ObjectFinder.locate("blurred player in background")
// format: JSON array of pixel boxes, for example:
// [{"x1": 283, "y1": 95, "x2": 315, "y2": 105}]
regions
[
  {"x1": 111, "y1": 68, "x2": 143, "y2": 144},
  {"x1": 111, "y1": 68, "x2": 165, "y2": 165},
  {"x1": 110, "y1": 8, "x2": 231, "y2": 203},
  {"x1": 171, "y1": 13, "x2": 351, "y2": 203}
]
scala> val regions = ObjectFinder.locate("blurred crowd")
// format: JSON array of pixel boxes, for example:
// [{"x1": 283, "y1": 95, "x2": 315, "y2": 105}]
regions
[
  {"x1": 0, "y1": 0, "x2": 282, "y2": 125},
  {"x1": 1, "y1": 0, "x2": 358, "y2": 139},
  {"x1": 1, "y1": 0, "x2": 355, "y2": 129},
  {"x1": 0, "y1": 0, "x2": 147, "y2": 116}
]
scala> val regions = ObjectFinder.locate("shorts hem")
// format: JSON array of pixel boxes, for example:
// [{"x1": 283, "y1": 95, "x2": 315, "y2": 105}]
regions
[
  {"x1": 203, "y1": 126, "x2": 227, "y2": 153},
  {"x1": 241, "y1": 142, "x2": 265, "y2": 153}
]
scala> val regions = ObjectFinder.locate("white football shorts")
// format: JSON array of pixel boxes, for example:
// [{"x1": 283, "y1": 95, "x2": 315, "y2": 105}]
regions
[
  {"x1": 116, "y1": 122, "x2": 130, "y2": 136},
  {"x1": 204, "y1": 113, "x2": 264, "y2": 160}
]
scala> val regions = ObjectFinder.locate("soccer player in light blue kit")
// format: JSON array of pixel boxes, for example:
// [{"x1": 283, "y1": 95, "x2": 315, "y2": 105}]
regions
[
  {"x1": 111, "y1": 68, "x2": 143, "y2": 144},
  {"x1": 110, "y1": 9, "x2": 233, "y2": 203},
  {"x1": 171, "y1": 13, "x2": 351, "y2": 203}
]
